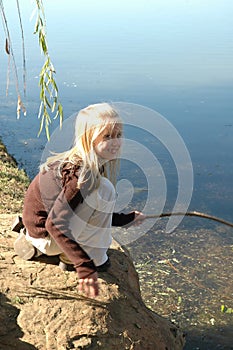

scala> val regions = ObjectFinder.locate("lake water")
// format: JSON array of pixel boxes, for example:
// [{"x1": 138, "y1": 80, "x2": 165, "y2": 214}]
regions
[{"x1": 0, "y1": 1, "x2": 233, "y2": 349}]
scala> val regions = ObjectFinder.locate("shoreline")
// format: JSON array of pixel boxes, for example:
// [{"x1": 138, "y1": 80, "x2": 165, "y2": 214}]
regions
[{"x1": 0, "y1": 138, "x2": 30, "y2": 214}]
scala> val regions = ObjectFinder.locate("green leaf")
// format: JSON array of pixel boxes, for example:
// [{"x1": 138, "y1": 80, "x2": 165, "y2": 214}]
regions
[
  {"x1": 51, "y1": 97, "x2": 57, "y2": 113},
  {"x1": 58, "y1": 104, "x2": 63, "y2": 126},
  {"x1": 37, "y1": 101, "x2": 43, "y2": 120},
  {"x1": 51, "y1": 79, "x2": 58, "y2": 92},
  {"x1": 38, "y1": 115, "x2": 45, "y2": 136},
  {"x1": 45, "y1": 95, "x2": 51, "y2": 109},
  {"x1": 34, "y1": 17, "x2": 39, "y2": 34},
  {"x1": 45, "y1": 119, "x2": 50, "y2": 140},
  {"x1": 221, "y1": 305, "x2": 233, "y2": 314},
  {"x1": 39, "y1": 74, "x2": 44, "y2": 86}
]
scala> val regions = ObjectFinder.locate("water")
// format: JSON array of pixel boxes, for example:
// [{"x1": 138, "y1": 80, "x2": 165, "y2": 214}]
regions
[{"x1": 0, "y1": 1, "x2": 233, "y2": 348}]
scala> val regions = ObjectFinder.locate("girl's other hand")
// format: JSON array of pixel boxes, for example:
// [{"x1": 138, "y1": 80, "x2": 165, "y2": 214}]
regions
[
  {"x1": 132, "y1": 210, "x2": 146, "y2": 226},
  {"x1": 78, "y1": 272, "x2": 99, "y2": 297}
]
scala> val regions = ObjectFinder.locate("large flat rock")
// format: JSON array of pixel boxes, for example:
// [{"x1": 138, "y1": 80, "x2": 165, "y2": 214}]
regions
[{"x1": 0, "y1": 214, "x2": 185, "y2": 350}]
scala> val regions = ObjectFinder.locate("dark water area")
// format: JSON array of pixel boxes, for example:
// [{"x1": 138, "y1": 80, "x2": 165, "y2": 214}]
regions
[{"x1": 0, "y1": 1, "x2": 233, "y2": 349}]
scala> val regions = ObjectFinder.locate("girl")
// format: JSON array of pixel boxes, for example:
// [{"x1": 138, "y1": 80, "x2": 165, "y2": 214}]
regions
[{"x1": 14, "y1": 103, "x2": 145, "y2": 297}]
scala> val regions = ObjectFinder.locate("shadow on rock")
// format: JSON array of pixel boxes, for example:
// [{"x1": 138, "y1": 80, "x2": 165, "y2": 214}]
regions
[{"x1": 0, "y1": 293, "x2": 37, "y2": 350}]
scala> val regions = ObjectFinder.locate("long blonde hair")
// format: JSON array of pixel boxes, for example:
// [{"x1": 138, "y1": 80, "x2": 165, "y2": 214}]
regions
[{"x1": 41, "y1": 103, "x2": 122, "y2": 190}]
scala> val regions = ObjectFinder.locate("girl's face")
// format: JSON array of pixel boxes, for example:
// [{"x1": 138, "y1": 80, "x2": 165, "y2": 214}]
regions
[{"x1": 94, "y1": 123, "x2": 123, "y2": 160}]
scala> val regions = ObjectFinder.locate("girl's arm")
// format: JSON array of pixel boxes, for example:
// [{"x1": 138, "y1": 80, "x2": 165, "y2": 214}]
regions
[
  {"x1": 45, "y1": 172, "x2": 98, "y2": 280},
  {"x1": 112, "y1": 211, "x2": 146, "y2": 227},
  {"x1": 112, "y1": 211, "x2": 135, "y2": 226}
]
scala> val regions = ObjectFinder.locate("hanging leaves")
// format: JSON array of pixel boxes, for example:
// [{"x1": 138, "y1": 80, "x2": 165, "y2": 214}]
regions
[
  {"x1": 34, "y1": 0, "x2": 63, "y2": 139},
  {"x1": 0, "y1": 0, "x2": 63, "y2": 139}
]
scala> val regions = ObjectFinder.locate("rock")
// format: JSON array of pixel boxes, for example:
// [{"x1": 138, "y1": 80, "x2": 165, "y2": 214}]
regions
[{"x1": 0, "y1": 214, "x2": 185, "y2": 350}]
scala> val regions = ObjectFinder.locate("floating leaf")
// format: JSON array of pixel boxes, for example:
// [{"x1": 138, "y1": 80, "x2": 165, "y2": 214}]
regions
[
  {"x1": 177, "y1": 296, "x2": 182, "y2": 305},
  {"x1": 221, "y1": 305, "x2": 233, "y2": 314}
]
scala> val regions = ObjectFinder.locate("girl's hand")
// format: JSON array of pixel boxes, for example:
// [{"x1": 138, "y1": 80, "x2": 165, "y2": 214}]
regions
[
  {"x1": 132, "y1": 210, "x2": 146, "y2": 226},
  {"x1": 78, "y1": 272, "x2": 99, "y2": 297}
]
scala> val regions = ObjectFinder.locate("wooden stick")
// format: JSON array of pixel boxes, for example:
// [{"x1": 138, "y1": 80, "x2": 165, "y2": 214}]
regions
[{"x1": 145, "y1": 211, "x2": 233, "y2": 228}]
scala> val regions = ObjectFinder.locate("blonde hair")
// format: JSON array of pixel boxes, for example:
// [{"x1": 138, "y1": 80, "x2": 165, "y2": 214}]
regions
[{"x1": 40, "y1": 103, "x2": 122, "y2": 190}]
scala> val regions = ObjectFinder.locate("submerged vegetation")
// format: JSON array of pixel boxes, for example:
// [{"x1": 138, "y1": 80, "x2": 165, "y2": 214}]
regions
[{"x1": 128, "y1": 223, "x2": 233, "y2": 348}]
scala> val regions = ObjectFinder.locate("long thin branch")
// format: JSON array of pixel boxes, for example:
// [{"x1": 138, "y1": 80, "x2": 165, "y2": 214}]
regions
[
  {"x1": 145, "y1": 211, "x2": 233, "y2": 228},
  {"x1": 0, "y1": 0, "x2": 26, "y2": 117},
  {"x1": 0, "y1": 1, "x2": 19, "y2": 92},
  {"x1": 16, "y1": 0, "x2": 26, "y2": 96}
]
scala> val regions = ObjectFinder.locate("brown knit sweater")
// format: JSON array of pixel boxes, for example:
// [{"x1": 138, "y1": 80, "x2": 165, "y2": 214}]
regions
[{"x1": 22, "y1": 162, "x2": 135, "y2": 279}]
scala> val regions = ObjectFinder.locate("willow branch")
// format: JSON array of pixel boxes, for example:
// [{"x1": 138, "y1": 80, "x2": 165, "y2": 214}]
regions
[
  {"x1": 0, "y1": 0, "x2": 26, "y2": 117},
  {"x1": 16, "y1": 0, "x2": 26, "y2": 96},
  {"x1": 34, "y1": 0, "x2": 63, "y2": 140}
]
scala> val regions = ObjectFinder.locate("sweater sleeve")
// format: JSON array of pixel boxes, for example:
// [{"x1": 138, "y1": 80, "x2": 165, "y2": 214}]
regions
[
  {"x1": 112, "y1": 211, "x2": 135, "y2": 226},
  {"x1": 45, "y1": 172, "x2": 97, "y2": 279}
]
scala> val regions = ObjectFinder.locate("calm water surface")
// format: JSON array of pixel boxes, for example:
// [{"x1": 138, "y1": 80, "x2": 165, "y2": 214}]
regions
[{"x1": 0, "y1": 1, "x2": 232, "y2": 349}]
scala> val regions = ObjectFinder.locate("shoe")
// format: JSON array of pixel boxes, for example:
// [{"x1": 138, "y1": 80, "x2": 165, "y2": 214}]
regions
[
  {"x1": 12, "y1": 215, "x2": 24, "y2": 233},
  {"x1": 14, "y1": 230, "x2": 36, "y2": 260},
  {"x1": 96, "y1": 258, "x2": 111, "y2": 272},
  {"x1": 59, "y1": 253, "x2": 75, "y2": 271},
  {"x1": 59, "y1": 261, "x2": 75, "y2": 271}
]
